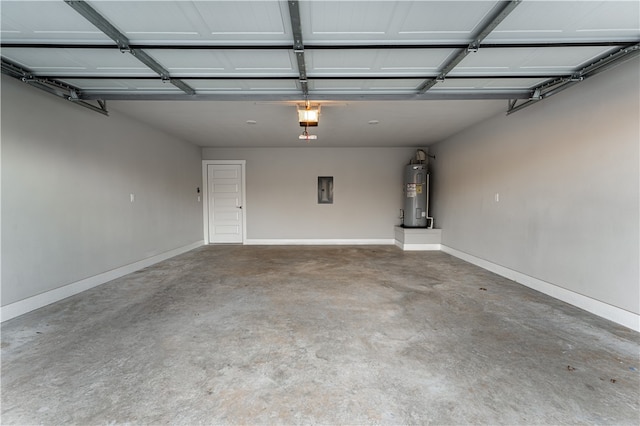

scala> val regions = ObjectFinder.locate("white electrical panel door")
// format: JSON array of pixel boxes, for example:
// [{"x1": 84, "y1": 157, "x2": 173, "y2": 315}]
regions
[{"x1": 208, "y1": 164, "x2": 244, "y2": 243}]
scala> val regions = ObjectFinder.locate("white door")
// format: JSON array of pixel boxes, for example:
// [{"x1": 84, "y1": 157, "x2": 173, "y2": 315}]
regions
[{"x1": 207, "y1": 164, "x2": 244, "y2": 243}]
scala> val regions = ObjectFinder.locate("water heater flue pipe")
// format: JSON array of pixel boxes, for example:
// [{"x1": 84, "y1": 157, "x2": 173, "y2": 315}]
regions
[{"x1": 410, "y1": 149, "x2": 435, "y2": 164}]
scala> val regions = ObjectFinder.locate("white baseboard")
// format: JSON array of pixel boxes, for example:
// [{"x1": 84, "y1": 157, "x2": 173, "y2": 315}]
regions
[
  {"x1": 1, "y1": 240, "x2": 204, "y2": 322},
  {"x1": 441, "y1": 245, "x2": 640, "y2": 332},
  {"x1": 395, "y1": 241, "x2": 442, "y2": 251},
  {"x1": 6, "y1": 240, "x2": 636, "y2": 332},
  {"x1": 244, "y1": 239, "x2": 395, "y2": 246}
]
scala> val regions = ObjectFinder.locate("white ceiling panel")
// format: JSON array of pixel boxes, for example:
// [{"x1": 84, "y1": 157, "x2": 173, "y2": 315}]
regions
[
  {"x1": 398, "y1": 1, "x2": 499, "y2": 40},
  {"x1": 145, "y1": 49, "x2": 298, "y2": 77},
  {"x1": 57, "y1": 78, "x2": 133, "y2": 90},
  {"x1": 310, "y1": 79, "x2": 367, "y2": 92},
  {"x1": 436, "y1": 77, "x2": 549, "y2": 90},
  {"x1": 307, "y1": 48, "x2": 453, "y2": 76},
  {"x1": 487, "y1": 0, "x2": 640, "y2": 43},
  {"x1": 88, "y1": 0, "x2": 292, "y2": 45},
  {"x1": 115, "y1": 79, "x2": 183, "y2": 92},
  {"x1": 309, "y1": 79, "x2": 422, "y2": 94},
  {"x1": 452, "y1": 46, "x2": 616, "y2": 75},
  {"x1": 239, "y1": 80, "x2": 299, "y2": 92},
  {"x1": 0, "y1": 0, "x2": 110, "y2": 43},
  {"x1": 59, "y1": 78, "x2": 183, "y2": 93},
  {"x1": 148, "y1": 50, "x2": 227, "y2": 75},
  {"x1": 301, "y1": 1, "x2": 501, "y2": 44},
  {"x1": 224, "y1": 50, "x2": 296, "y2": 74},
  {"x1": 1, "y1": 47, "x2": 156, "y2": 76},
  {"x1": 368, "y1": 79, "x2": 425, "y2": 90},
  {"x1": 187, "y1": 79, "x2": 299, "y2": 93},
  {"x1": 308, "y1": 50, "x2": 384, "y2": 75},
  {"x1": 185, "y1": 80, "x2": 243, "y2": 92},
  {"x1": 379, "y1": 49, "x2": 456, "y2": 74},
  {"x1": 303, "y1": 1, "x2": 399, "y2": 42}
]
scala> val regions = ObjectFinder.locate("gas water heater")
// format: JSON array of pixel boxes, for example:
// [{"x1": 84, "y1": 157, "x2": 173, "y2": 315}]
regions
[{"x1": 402, "y1": 151, "x2": 431, "y2": 228}]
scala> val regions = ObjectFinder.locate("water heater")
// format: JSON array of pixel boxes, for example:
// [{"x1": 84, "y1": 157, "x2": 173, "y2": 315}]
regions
[{"x1": 403, "y1": 163, "x2": 429, "y2": 227}]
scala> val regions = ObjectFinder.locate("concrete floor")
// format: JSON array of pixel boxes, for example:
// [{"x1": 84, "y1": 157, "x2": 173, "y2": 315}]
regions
[{"x1": 1, "y1": 245, "x2": 639, "y2": 425}]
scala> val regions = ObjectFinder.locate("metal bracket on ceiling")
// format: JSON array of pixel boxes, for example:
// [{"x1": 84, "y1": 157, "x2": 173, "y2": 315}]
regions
[
  {"x1": 529, "y1": 88, "x2": 542, "y2": 100},
  {"x1": 507, "y1": 42, "x2": 640, "y2": 115},
  {"x1": 67, "y1": 95, "x2": 110, "y2": 116},
  {"x1": 507, "y1": 93, "x2": 539, "y2": 112},
  {"x1": 1, "y1": 58, "x2": 109, "y2": 116},
  {"x1": 64, "y1": 0, "x2": 195, "y2": 96},
  {"x1": 417, "y1": 0, "x2": 522, "y2": 94}
]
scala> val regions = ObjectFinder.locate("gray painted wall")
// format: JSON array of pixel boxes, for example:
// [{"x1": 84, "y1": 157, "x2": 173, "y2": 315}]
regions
[
  {"x1": 430, "y1": 58, "x2": 639, "y2": 315},
  {"x1": 202, "y1": 147, "x2": 420, "y2": 240},
  {"x1": 1, "y1": 76, "x2": 203, "y2": 306}
]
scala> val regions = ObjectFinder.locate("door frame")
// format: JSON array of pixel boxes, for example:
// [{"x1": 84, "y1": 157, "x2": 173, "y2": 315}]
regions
[{"x1": 202, "y1": 160, "x2": 247, "y2": 244}]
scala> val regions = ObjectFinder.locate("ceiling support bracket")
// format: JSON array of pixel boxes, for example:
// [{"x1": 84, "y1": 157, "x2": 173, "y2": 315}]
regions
[
  {"x1": 68, "y1": 98, "x2": 110, "y2": 116},
  {"x1": 64, "y1": 0, "x2": 195, "y2": 96},
  {"x1": 1, "y1": 58, "x2": 109, "y2": 116},
  {"x1": 507, "y1": 42, "x2": 640, "y2": 115},
  {"x1": 417, "y1": 0, "x2": 522, "y2": 94}
]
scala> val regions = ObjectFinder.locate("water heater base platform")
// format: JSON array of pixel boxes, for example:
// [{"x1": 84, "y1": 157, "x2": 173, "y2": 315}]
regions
[{"x1": 394, "y1": 226, "x2": 441, "y2": 251}]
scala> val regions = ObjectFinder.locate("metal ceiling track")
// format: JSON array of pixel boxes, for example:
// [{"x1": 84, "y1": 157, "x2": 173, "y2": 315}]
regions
[
  {"x1": 31, "y1": 75, "x2": 567, "y2": 81},
  {"x1": 287, "y1": 0, "x2": 308, "y2": 100},
  {"x1": 78, "y1": 91, "x2": 532, "y2": 102},
  {"x1": 1, "y1": 41, "x2": 628, "y2": 50},
  {"x1": 1, "y1": 58, "x2": 108, "y2": 116},
  {"x1": 63, "y1": 0, "x2": 195, "y2": 96},
  {"x1": 417, "y1": 0, "x2": 522, "y2": 94},
  {"x1": 507, "y1": 42, "x2": 640, "y2": 115}
]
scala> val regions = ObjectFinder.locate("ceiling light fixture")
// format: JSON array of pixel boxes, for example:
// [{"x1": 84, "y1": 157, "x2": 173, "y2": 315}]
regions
[
  {"x1": 298, "y1": 103, "x2": 320, "y2": 127},
  {"x1": 297, "y1": 100, "x2": 319, "y2": 141}
]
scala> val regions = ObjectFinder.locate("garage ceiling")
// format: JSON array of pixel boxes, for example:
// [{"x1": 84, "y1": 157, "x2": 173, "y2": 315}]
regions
[{"x1": 1, "y1": 0, "x2": 638, "y2": 147}]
